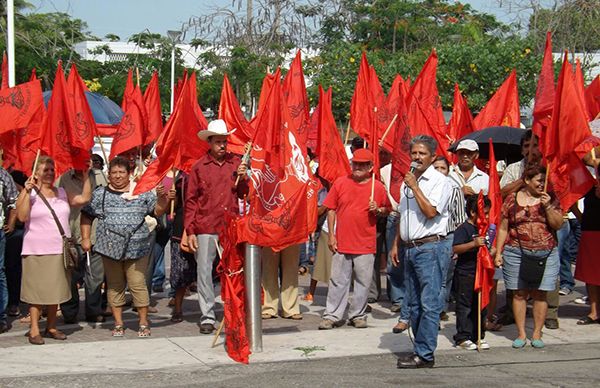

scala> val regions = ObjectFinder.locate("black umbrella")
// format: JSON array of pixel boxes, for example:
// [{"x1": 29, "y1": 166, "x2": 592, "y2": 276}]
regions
[{"x1": 448, "y1": 126, "x2": 525, "y2": 163}]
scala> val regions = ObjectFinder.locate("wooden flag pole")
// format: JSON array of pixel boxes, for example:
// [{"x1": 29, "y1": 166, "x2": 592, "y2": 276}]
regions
[
  {"x1": 211, "y1": 239, "x2": 225, "y2": 348},
  {"x1": 344, "y1": 121, "x2": 352, "y2": 145},
  {"x1": 592, "y1": 147, "x2": 597, "y2": 162},
  {"x1": 379, "y1": 114, "x2": 398, "y2": 145},
  {"x1": 136, "y1": 67, "x2": 140, "y2": 87},
  {"x1": 543, "y1": 160, "x2": 552, "y2": 192},
  {"x1": 31, "y1": 149, "x2": 41, "y2": 177},
  {"x1": 169, "y1": 167, "x2": 177, "y2": 217},
  {"x1": 477, "y1": 291, "x2": 482, "y2": 352}
]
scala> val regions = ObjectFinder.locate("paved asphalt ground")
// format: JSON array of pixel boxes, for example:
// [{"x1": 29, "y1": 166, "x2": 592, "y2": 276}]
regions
[{"x1": 1, "y1": 260, "x2": 599, "y2": 387}]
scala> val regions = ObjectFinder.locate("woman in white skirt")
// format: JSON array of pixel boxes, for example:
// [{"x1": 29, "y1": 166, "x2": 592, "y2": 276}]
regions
[{"x1": 16, "y1": 156, "x2": 91, "y2": 345}]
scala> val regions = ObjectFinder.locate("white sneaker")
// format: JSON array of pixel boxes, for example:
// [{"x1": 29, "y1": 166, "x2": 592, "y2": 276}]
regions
[
  {"x1": 479, "y1": 340, "x2": 490, "y2": 350},
  {"x1": 574, "y1": 296, "x2": 589, "y2": 305},
  {"x1": 457, "y1": 340, "x2": 477, "y2": 350}
]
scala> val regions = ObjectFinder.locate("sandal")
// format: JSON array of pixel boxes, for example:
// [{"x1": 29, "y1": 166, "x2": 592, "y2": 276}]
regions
[
  {"x1": 111, "y1": 325, "x2": 125, "y2": 337},
  {"x1": 298, "y1": 266, "x2": 308, "y2": 276},
  {"x1": 171, "y1": 312, "x2": 183, "y2": 323},
  {"x1": 138, "y1": 325, "x2": 151, "y2": 338},
  {"x1": 576, "y1": 316, "x2": 599, "y2": 325}
]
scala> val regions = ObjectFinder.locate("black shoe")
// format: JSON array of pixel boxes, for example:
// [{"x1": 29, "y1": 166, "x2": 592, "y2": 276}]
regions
[
  {"x1": 85, "y1": 315, "x2": 106, "y2": 323},
  {"x1": 0, "y1": 322, "x2": 11, "y2": 334},
  {"x1": 7, "y1": 305, "x2": 20, "y2": 317},
  {"x1": 397, "y1": 354, "x2": 434, "y2": 369},
  {"x1": 152, "y1": 285, "x2": 164, "y2": 293},
  {"x1": 367, "y1": 297, "x2": 377, "y2": 304},
  {"x1": 544, "y1": 318, "x2": 559, "y2": 330},
  {"x1": 199, "y1": 323, "x2": 215, "y2": 334}
]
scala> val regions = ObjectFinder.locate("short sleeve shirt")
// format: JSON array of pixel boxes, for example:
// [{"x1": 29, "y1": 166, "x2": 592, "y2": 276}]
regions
[
  {"x1": 323, "y1": 175, "x2": 390, "y2": 254},
  {"x1": 453, "y1": 221, "x2": 478, "y2": 275},
  {"x1": 500, "y1": 192, "x2": 559, "y2": 251},
  {"x1": 82, "y1": 186, "x2": 157, "y2": 260}
]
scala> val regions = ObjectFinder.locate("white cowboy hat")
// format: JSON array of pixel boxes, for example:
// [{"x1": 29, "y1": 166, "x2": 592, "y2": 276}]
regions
[{"x1": 197, "y1": 119, "x2": 237, "y2": 141}]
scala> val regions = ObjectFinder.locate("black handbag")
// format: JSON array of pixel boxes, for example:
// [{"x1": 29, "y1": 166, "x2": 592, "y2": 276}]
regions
[
  {"x1": 96, "y1": 187, "x2": 145, "y2": 260},
  {"x1": 511, "y1": 196, "x2": 552, "y2": 289},
  {"x1": 34, "y1": 188, "x2": 79, "y2": 271}
]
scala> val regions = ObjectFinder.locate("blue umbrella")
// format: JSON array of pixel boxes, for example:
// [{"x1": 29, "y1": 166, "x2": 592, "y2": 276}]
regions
[{"x1": 43, "y1": 90, "x2": 123, "y2": 125}]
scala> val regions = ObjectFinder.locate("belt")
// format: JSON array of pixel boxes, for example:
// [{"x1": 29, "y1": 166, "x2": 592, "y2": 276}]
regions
[{"x1": 402, "y1": 234, "x2": 444, "y2": 248}]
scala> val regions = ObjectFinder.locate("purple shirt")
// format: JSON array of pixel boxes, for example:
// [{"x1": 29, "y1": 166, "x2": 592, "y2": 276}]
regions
[{"x1": 22, "y1": 188, "x2": 71, "y2": 256}]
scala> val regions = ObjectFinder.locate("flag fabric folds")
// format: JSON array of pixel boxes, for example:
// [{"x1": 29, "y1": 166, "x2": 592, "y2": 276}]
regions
[
  {"x1": 532, "y1": 32, "x2": 555, "y2": 147},
  {"x1": 584, "y1": 76, "x2": 600, "y2": 119},
  {"x1": 282, "y1": 50, "x2": 310, "y2": 150},
  {"x1": 143, "y1": 71, "x2": 163, "y2": 145},
  {"x1": 0, "y1": 80, "x2": 44, "y2": 136},
  {"x1": 110, "y1": 84, "x2": 147, "y2": 160},
  {"x1": 1, "y1": 52, "x2": 8, "y2": 90},
  {"x1": 447, "y1": 83, "x2": 475, "y2": 147},
  {"x1": 474, "y1": 192, "x2": 495, "y2": 309},
  {"x1": 218, "y1": 74, "x2": 254, "y2": 155},
  {"x1": 473, "y1": 70, "x2": 520, "y2": 130},
  {"x1": 66, "y1": 64, "x2": 96, "y2": 152},
  {"x1": 389, "y1": 86, "x2": 412, "y2": 203},
  {"x1": 487, "y1": 139, "x2": 501, "y2": 228},
  {"x1": 315, "y1": 86, "x2": 350, "y2": 184}
]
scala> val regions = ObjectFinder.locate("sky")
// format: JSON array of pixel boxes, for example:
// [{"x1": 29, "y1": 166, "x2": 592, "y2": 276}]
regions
[{"x1": 30, "y1": 0, "x2": 524, "y2": 42}]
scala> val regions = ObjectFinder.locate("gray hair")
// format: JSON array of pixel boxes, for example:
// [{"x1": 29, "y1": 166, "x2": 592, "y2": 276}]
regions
[{"x1": 410, "y1": 135, "x2": 437, "y2": 155}]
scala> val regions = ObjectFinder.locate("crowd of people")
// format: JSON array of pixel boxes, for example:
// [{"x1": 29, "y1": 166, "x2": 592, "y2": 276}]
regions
[{"x1": 0, "y1": 120, "x2": 598, "y2": 371}]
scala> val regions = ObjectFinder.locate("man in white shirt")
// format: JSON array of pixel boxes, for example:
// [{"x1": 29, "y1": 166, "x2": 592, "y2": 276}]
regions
[
  {"x1": 391, "y1": 135, "x2": 451, "y2": 369},
  {"x1": 449, "y1": 139, "x2": 489, "y2": 196}
]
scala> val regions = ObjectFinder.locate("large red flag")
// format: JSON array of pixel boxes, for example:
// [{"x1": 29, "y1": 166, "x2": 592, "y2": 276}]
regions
[
  {"x1": 0, "y1": 80, "x2": 45, "y2": 135},
  {"x1": 532, "y1": 32, "x2": 555, "y2": 146},
  {"x1": 488, "y1": 139, "x2": 501, "y2": 228},
  {"x1": 134, "y1": 77, "x2": 208, "y2": 195},
  {"x1": 217, "y1": 213, "x2": 251, "y2": 364},
  {"x1": 585, "y1": 76, "x2": 600, "y2": 119},
  {"x1": 474, "y1": 191, "x2": 495, "y2": 309},
  {"x1": 238, "y1": 71, "x2": 317, "y2": 251},
  {"x1": 0, "y1": 102, "x2": 44, "y2": 173},
  {"x1": 66, "y1": 64, "x2": 96, "y2": 152},
  {"x1": 143, "y1": 71, "x2": 163, "y2": 145},
  {"x1": 473, "y1": 70, "x2": 520, "y2": 129},
  {"x1": 1, "y1": 52, "x2": 8, "y2": 90},
  {"x1": 29, "y1": 68, "x2": 37, "y2": 82},
  {"x1": 121, "y1": 69, "x2": 134, "y2": 111},
  {"x1": 187, "y1": 72, "x2": 208, "y2": 129},
  {"x1": 40, "y1": 62, "x2": 88, "y2": 176},
  {"x1": 406, "y1": 50, "x2": 449, "y2": 159},
  {"x1": 110, "y1": 85, "x2": 147, "y2": 160},
  {"x1": 282, "y1": 50, "x2": 310, "y2": 149},
  {"x1": 218, "y1": 74, "x2": 254, "y2": 155},
  {"x1": 545, "y1": 53, "x2": 594, "y2": 211},
  {"x1": 249, "y1": 71, "x2": 277, "y2": 127},
  {"x1": 574, "y1": 59, "x2": 590, "y2": 121},
  {"x1": 447, "y1": 83, "x2": 475, "y2": 146},
  {"x1": 350, "y1": 53, "x2": 373, "y2": 140},
  {"x1": 315, "y1": 86, "x2": 350, "y2": 184},
  {"x1": 390, "y1": 86, "x2": 412, "y2": 203}
]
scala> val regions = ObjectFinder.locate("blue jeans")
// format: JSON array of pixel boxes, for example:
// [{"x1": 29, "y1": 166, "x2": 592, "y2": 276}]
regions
[
  {"x1": 0, "y1": 230, "x2": 7, "y2": 325},
  {"x1": 386, "y1": 214, "x2": 403, "y2": 306},
  {"x1": 557, "y1": 219, "x2": 580, "y2": 291},
  {"x1": 403, "y1": 239, "x2": 446, "y2": 361}
]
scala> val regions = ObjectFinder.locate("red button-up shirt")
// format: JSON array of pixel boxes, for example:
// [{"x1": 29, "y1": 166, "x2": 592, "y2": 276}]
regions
[{"x1": 184, "y1": 152, "x2": 248, "y2": 235}]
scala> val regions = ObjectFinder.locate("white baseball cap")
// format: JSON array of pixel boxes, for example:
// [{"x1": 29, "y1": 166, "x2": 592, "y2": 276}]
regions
[{"x1": 456, "y1": 139, "x2": 479, "y2": 152}]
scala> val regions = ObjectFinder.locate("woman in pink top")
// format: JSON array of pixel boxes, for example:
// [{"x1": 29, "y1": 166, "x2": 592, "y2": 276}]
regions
[{"x1": 15, "y1": 156, "x2": 91, "y2": 345}]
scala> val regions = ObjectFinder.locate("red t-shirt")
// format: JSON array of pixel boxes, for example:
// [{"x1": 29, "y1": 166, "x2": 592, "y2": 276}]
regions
[{"x1": 323, "y1": 175, "x2": 390, "y2": 254}]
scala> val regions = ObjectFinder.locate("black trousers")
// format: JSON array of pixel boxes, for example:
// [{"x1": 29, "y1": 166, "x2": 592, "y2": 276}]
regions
[{"x1": 453, "y1": 271, "x2": 486, "y2": 344}]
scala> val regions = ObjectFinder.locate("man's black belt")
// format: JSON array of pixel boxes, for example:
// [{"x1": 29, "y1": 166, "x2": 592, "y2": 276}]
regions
[{"x1": 402, "y1": 234, "x2": 445, "y2": 248}]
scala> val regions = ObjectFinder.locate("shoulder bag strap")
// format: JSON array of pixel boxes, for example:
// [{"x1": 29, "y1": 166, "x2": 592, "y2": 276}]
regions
[
  {"x1": 101, "y1": 186, "x2": 146, "y2": 234},
  {"x1": 33, "y1": 187, "x2": 67, "y2": 238}
]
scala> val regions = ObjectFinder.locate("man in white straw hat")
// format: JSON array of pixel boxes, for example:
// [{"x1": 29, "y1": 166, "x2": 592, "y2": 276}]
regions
[{"x1": 184, "y1": 119, "x2": 248, "y2": 334}]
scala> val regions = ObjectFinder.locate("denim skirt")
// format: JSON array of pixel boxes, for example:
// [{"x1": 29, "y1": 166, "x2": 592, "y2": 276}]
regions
[{"x1": 501, "y1": 245, "x2": 559, "y2": 291}]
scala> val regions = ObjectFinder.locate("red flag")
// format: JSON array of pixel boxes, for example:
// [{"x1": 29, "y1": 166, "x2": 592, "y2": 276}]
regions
[
  {"x1": 306, "y1": 106, "x2": 319, "y2": 152},
  {"x1": 218, "y1": 74, "x2": 254, "y2": 155},
  {"x1": 390, "y1": 86, "x2": 412, "y2": 203},
  {"x1": 1, "y1": 52, "x2": 8, "y2": 90},
  {"x1": 110, "y1": 85, "x2": 147, "y2": 160},
  {"x1": 66, "y1": 64, "x2": 96, "y2": 151},
  {"x1": 585, "y1": 76, "x2": 600, "y2": 119},
  {"x1": 315, "y1": 86, "x2": 350, "y2": 184},
  {"x1": 0, "y1": 103, "x2": 44, "y2": 173},
  {"x1": 545, "y1": 53, "x2": 595, "y2": 211},
  {"x1": 474, "y1": 70, "x2": 520, "y2": 129},
  {"x1": 447, "y1": 83, "x2": 475, "y2": 146},
  {"x1": 0, "y1": 80, "x2": 45, "y2": 135},
  {"x1": 250, "y1": 71, "x2": 277, "y2": 126},
  {"x1": 406, "y1": 50, "x2": 449, "y2": 159},
  {"x1": 350, "y1": 53, "x2": 373, "y2": 140},
  {"x1": 29, "y1": 68, "x2": 37, "y2": 82},
  {"x1": 532, "y1": 32, "x2": 555, "y2": 146},
  {"x1": 474, "y1": 191, "x2": 495, "y2": 309},
  {"x1": 121, "y1": 69, "x2": 134, "y2": 111},
  {"x1": 40, "y1": 62, "x2": 88, "y2": 176},
  {"x1": 217, "y1": 213, "x2": 251, "y2": 364},
  {"x1": 488, "y1": 139, "x2": 501, "y2": 228},
  {"x1": 282, "y1": 50, "x2": 310, "y2": 149},
  {"x1": 575, "y1": 59, "x2": 590, "y2": 121},
  {"x1": 134, "y1": 77, "x2": 208, "y2": 195},
  {"x1": 187, "y1": 72, "x2": 208, "y2": 130},
  {"x1": 143, "y1": 71, "x2": 163, "y2": 145},
  {"x1": 238, "y1": 71, "x2": 317, "y2": 251}
]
